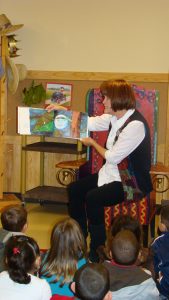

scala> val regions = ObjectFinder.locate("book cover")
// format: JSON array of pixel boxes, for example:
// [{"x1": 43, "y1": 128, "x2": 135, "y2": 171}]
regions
[{"x1": 17, "y1": 107, "x2": 88, "y2": 139}]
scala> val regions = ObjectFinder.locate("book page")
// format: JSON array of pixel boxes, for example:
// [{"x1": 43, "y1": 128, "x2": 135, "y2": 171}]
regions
[
  {"x1": 17, "y1": 106, "x2": 88, "y2": 139},
  {"x1": 18, "y1": 107, "x2": 31, "y2": 134}
]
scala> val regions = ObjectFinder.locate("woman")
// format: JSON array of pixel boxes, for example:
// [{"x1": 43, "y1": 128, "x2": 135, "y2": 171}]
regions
[{"x1": 47, "y1": 79, "x2": 152, "y2": 262}]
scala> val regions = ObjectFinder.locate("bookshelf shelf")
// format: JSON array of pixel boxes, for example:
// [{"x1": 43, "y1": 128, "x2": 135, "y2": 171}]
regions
[
  {"x1": 22, "y1": 186, "x2": 69, "y2": 204},
  {"x1": 21, "y1": 137, "x2": 86, "y2": 205},
  {"x1": 22, "y1": 141, "x2": 86, "y2": 154}
]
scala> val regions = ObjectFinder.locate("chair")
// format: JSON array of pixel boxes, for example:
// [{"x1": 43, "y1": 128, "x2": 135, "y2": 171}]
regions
[{"x1": 84, "y1": 85, "x2": 159, "y2": 247}]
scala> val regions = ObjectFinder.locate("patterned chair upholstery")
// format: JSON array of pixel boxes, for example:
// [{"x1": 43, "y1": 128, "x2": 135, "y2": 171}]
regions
[{"x1": 85, "y1": 85, "x2": 159, "y2": 246}]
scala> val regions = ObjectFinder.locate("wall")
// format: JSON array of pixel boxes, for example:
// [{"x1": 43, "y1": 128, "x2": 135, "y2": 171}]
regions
[
  {"x1": 1, "y1": 0, "x2": 169, "y2": 194},
  {"x1": 1, "y1": 0, "x2": 169, "y2": 72},
  {"x1": 4, "y1": 76, "x2": 167, "y2": 193}
]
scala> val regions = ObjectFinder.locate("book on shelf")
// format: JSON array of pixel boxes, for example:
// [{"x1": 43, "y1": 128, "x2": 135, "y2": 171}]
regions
[{"x1": 17, "y1": 106, "x2": 88, "y2": 139}]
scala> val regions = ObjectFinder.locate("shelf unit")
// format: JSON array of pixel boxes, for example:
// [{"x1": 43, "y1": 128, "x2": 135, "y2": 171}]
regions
[{"x1": 21, "y1": 136, "x2": 86, "y2": 205}]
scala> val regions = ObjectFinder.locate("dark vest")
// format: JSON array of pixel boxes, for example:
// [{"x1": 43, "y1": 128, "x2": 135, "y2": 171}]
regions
[{"x1": 125, "y1": 110, "x2": 152, "y2": 195}]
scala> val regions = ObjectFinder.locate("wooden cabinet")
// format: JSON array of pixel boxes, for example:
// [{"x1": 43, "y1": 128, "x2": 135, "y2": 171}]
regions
[{"x1": 21, "y1": 136, "x2": 86, "y2": 205}]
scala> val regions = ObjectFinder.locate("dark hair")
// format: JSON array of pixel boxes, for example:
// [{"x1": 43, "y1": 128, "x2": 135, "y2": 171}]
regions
[
  {"x1": 5, "y1": 235, "x2": 40, "y2": 284},
  {"x1": 74, "y1": 263, "x2": 110, "y2": 300},
  {"x1": 111, "y1": 215, "x2": 142, "y2": 243},
  {"x1": 1, "y1": 205, "x2": 27, "y2": 232},
  {"x1": 161, "y1": 205, "x2": 169, "y2": 231},
  {"x1": 40, "y1": 217, "x2": 86, "y2": 285},
  {"x1": 111, "y1": 230, "x2": 140, "y2": 265},
  {"x1": 100, "y1": 79, "x2": 136, "y2": 112}
]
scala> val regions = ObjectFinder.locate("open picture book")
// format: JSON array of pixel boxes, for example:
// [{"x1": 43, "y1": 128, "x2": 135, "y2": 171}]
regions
[{"x1": 17, "y1": 107, "x2": 88, "y2": 139}]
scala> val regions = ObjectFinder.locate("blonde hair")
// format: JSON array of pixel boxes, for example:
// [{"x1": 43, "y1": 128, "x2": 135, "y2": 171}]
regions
[{"x1": 40, "y1": 217, "x2": 86, "y2": 285}]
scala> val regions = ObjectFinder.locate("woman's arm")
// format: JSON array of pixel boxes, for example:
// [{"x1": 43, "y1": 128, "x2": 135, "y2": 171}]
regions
[
  {"x1": 46, "y1": 103, "x2": 67, "y2": 112},
  {"x1": 88, "y1": 114, "x2": 112, "y2": 132},
  {"x1": 81, "y1": 120, "x2": 145, "y2": 161},
  {"x1": 71, "y1": 111, "x2": 80, "y2": 138},
  {"x1": 81, "y1": 137, "x2": 106, "y2": 159}
]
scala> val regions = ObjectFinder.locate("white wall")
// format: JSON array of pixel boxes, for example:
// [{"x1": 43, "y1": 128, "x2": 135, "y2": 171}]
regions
[{"x1": 1, "y1": 0, "x2": 169, "y2": 72}]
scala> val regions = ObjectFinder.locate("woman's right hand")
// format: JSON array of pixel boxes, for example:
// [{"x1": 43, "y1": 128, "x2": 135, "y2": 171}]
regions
[{"x1": 46, "y1": 103, "x2": 68, "y2": 112}]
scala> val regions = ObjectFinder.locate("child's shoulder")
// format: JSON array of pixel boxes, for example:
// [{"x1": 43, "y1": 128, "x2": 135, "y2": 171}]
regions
[
  {"x1": 151, "y1": 232, "x2": 169, "y2": 253},
  {"x1": 77, "y1": 257, "x2": 87, "y2": 268},
  {"x1": 0, "y1": 229, "x2": 13, "y2": 248},
  {"x1": 0, "y1": 228, "x2": 9, "y2": 240},
  {"x1": 152, "y1": 232, "x2": 169, "y2": 244}
]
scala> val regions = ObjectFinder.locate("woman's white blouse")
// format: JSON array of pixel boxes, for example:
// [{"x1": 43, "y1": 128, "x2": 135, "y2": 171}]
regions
[{"x1": 88, "y1": 109, "x2": 145, "y2": 186}]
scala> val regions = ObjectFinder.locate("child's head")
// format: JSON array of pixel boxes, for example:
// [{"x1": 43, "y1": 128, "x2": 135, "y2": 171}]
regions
[
  {"x1": 72, "y1": 263, "x2": 112, "y2": 300},
  {"x1": 111, "y1": 229, "x2": 140, "y2": 265},
  {"x1": 111, "y1": 215, "x2": 142, "y2": 242},
  {"x1": 40, "y1": 217, "x2": 86, "y2": 284},
  {"x1": 50, "y1": 217, "x2": 86, "y2": 260},
  {"x1": 5, "y1": 235, "x2": 40, "y2": 284},
  {"x1": 1, "y1": 205, "x2": 27, "y2": 232},
  {"x1": 159, "y1": 205, "x2": 169, "y2": 232}
]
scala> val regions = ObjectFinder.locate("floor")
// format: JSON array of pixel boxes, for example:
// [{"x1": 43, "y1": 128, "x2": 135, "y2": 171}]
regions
[
  {"x1": 26, "y1": 203, "x2": 69, "y2": 249},
  {"x1": 0, "y1": 194, "x2": 69, "y2": 249},
  {"x1": 0, "y1": 194, "x2": 159, "y2": 250}
]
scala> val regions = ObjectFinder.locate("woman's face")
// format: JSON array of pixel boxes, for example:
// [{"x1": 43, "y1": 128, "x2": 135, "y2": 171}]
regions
[{"x1": 103, "y1": 96, "x2": 113, "y2": 114}]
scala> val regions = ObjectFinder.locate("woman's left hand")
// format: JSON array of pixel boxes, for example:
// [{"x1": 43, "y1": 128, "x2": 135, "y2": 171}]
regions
[
  {"x1": 80, "y1": 137, "x2": 95, "y2": 147},
  {"x1": 81, "y1": 137, "x2": 106, "y2": 158},
  {"x1": 46, "y1": 103, "x2": 67, "y2": 112}
]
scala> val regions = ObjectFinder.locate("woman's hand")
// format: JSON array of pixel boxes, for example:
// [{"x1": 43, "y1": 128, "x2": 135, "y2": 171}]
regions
[
  {"x1": 80, "y1": 137, "x2": 95, "y2": 147},
  {"x1": 81, "y1": 137, "x2": 106, "y2": 159},
  {"x1": 71, "y1": 111, "x2": 80, "y2": 138},
  {"x1": 46, "y1": 103, "x2": 67, "y2": 112}
]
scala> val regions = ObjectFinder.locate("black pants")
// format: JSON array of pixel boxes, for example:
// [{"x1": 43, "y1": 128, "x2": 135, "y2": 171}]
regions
[{"x1": 68, "y1": 173, "x2": 124, "y2": 240}]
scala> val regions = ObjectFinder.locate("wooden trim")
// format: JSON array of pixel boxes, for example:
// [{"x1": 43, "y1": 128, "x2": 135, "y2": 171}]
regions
[
  {"x1": 27, "y1": 70, "x2": 168, "y2": 83},
  {"x1": 165, "y1": 73, "x2": 169, "y2": 166},
  {"x1": 0, "y1": 36, "x2": 8, "y2": 199}
]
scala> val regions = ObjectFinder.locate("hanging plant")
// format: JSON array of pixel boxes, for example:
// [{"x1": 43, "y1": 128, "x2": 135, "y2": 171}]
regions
[{"x1": 22, "y1": 80, "x2": 46, "y2": 106}]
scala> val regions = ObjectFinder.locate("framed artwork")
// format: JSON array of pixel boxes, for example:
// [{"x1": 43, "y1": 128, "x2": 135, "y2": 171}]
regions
[{"x1": 46, "y1": 82, "x2": 72, "y2": 107}]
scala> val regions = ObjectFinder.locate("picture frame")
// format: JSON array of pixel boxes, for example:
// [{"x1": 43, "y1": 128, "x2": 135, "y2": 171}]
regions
[{"x1": 46, "y1": 82, "x2": 73, "y2": 108}]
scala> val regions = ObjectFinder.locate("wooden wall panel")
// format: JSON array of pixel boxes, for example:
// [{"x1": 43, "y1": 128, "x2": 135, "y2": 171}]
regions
[
  {"x1": 4, "y1": 136, "x2": 21, "y2": 192},
  {"x1": 3, "y1": 71, "x2": 169, "y2": 193},
  {"x1": 7, "y1": 78, "x2": 168, "y2": 147},
  {"x1": 44, "y1": 152, "x2": 77, "y2": 187},
  {"x1": 165, "y1": 75, "x2": 169, "y2": 166},
  {"x1": 4, "y1": 136, "x2": 165, "y2": 193}
]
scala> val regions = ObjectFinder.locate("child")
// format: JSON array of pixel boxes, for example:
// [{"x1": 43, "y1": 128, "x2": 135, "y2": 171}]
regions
[
  {"x1": 40, "y1": 217, "x2": 87, "y2": 297},
  {"x1": 103, "y1": 229, "x2": 159, "y2": 299},
  {"x1": 0, "y1": 235, "x2": 51, "y2": 300},
  {"x1": 111, "y1": 214, "x2": 142, "y2": 242},
  {"x1": 151, "y1": 205, "x2": 169, "y2": 299},
  {"x1": 97, "y1": 215, "x2": 142, "y2": 263},
  {"x1": 0, "y1": 204, "x2": 28, "y2": 272},
  {"x1": 71, "y1": 263, "x2": 112, "y2": 300}
]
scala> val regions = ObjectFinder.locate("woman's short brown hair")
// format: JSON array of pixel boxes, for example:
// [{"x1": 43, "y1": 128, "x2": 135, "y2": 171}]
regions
[{"x1": 100, "y1": 79, "x2": 136, "y2": 112}]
